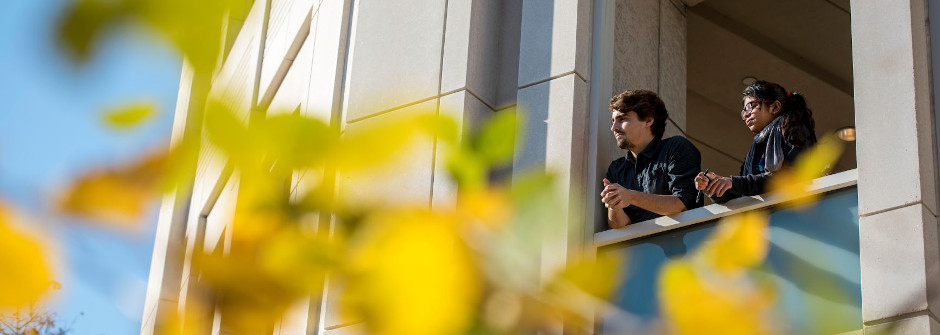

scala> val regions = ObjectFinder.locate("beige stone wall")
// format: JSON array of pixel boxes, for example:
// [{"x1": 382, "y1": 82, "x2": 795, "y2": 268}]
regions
[
  {"x1": 853, "y1": 0, "x2": 940, "y2": 333},
  {"x1": 590, "y1": 0, "x2": 688, "y2": 233}
]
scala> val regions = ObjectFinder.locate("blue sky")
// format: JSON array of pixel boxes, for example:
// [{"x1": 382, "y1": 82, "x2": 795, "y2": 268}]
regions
[{"x1": 0, "y1": 0, "x2": 181, "y2": 333}]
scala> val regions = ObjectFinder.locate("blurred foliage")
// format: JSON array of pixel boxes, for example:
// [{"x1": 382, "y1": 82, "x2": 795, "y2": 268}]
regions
[
  {"x1": 658, "y1": 136, "x2": 845, "y2": 335},
  {"x1": 770, "y1": 136, "x2": 844, "y2": 207},
  {"x1": 57, "y1": 149, "x2": 168, "y2": 228},
  {"x1": 658, "y1": 213, "x2": 778, "y2": 335},
  {"x1": 101, "y1": 101, "x2": 156, "y2": 129},
  {"x1": 344, "y1": 210, "x2": 481, "y2": 335},
  {"x1": 0, "y1": 0, "x2": 857, "y2": 334},
  {"x1": 57, "y1": 0, "x2": 249, "y2": 71},
  {"x1": 0, "y1": 205, "x2": 53, "y2": 309}
]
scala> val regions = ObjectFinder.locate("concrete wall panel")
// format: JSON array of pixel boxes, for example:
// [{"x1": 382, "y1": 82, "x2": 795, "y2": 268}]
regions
[
  {"x1": 440, "y1": 0, "x2": 473, "y2": 96},
  {"x1": 863, "y1": 314, "x2": 940, "y2": 335},
  {"x1": 853, "y1": 0, "x2": 937, "y2": 216},
  {"x1": 514, "y1": 73, "x2": 589, "y2": 280},
  {"x1": 323, "y1": 322, "x2": 367, "y2": 335},
  {"x1": 613, "y1": 0, "x2": 658, "y2": 92},
  {"x1": 494, "y1": 0, "x2": 523, "y2": 109},
  {"x1": 859, "y1": 204, "x2": 939, "y2": 322},
  {"x1": 518, "y1": 0, "x2": 591, "y2": 87},
  {"x1": 338, "y1": 100, "x2": 438, "y2": 207},
  {"x1": 659, "y1": 0, "x2": 686, "y2": 133},
  {"x1": 344, "y1": 0, "x2": 446, "y2": 121},
  {"x1": 203, "y1": 177, "x2": 237, "y2": 253},
  {"x1": 260, "y1": 0, "x2": 315, "y2": 97},
  {"x1": 306, "y1": 0, "x2": 348, "y2": 123},
  {"x1": 269, "y1": 33, "x2": 314, "y2": 114}
]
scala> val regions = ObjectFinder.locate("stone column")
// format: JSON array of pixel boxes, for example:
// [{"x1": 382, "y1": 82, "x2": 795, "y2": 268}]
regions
[
  {"x1": 853, "y1": 0, "x2": 940, "y2": 333},
  {"x1": 591, "y1": 0, "x2": 688, "y2": 233},
  {"x1": 321, "y1": 0, "x2": 504, "y2": 333},
  {"x1": 611, "y1": 0, "x2": 686, "y2": 138},
  {"x1": 513, "y1": 0, "x2": 593, "y2": 288}
]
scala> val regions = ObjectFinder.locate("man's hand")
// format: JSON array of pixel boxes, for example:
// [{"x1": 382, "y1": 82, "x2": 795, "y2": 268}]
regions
[
  {"x1": 703, "y1": 171, "x2": 732, "y2": 197},
  {"x1": 603, "y1": 178, "x2": 632, "y2": 228},
  {"x1": 601, "y1": 178, "x2": 632, "y2": 210}
]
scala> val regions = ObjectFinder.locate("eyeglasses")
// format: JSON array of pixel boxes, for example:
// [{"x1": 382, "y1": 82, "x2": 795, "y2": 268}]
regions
[{"x1": 741, "y1": 100, "x2": 772, "y2": 120}]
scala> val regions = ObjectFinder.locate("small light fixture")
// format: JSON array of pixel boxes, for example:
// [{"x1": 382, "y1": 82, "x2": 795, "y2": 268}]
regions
[
  {"x1": 835, "y1": 126, "x2": 856, "y2": 141},
  {"x1": 742, "y1": 76, "x2": 758, "y2": 86}
]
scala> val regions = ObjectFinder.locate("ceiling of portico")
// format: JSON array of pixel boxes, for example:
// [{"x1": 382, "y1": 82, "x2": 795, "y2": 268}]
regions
[{"x1": 685, "y1": 0, "x2": 856, "y2": 177}]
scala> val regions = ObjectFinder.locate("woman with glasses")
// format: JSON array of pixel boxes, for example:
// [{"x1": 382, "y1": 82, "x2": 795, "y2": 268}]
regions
[{"x1": 694, "y1": 80, "x2": 817, "y2": 203}]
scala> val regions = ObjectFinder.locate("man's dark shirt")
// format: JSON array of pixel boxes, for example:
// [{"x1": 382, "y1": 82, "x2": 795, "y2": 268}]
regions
[{"x1": 605, "y1": 136, "x2": 703, "y2": 223}]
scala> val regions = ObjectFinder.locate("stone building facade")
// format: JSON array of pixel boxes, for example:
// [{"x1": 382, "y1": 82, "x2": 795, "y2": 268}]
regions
[{"x1": 142, "y1": 0, "x2": 940, "y2": 333}]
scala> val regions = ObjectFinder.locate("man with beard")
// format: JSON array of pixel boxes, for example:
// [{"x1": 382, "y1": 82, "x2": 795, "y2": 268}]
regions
[{"x1": 601, "y1": 90, "x2": 703, "y2": 228}]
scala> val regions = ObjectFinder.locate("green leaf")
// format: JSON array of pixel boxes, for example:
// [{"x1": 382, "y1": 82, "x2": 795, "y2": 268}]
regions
[
  {"x1": 446, "y1": 150, "x2": 487, "y2": 190},
  {"x1": 103, "y1": 101, "x2": 156, "y2": 129},
  {"x1": 333, "y1": 111, "x2": 437, "y2": 173},
  {"x1": 258, "y1": 113, "x2": 338, "y2": 170},
  {"x1": 472, "y1": 110, "x2": 519, "y2": 165},
  {"x1": 415, "y1": 113, "x2": 459, "y2": 145},
  {"x1": 158, "y1": 137, "x2": 200, "y2": 192},
  {"x1": 204, "y1": 99, "x2": 253, "y2": 165},
  {"x1": 508, "y1": 171, "x2": 563, "y2": 244},
  {"x1": 57, "y1": 0, "x2": 253, "y2": 71},
  {"x1": 133, "y1": 0, "x2": 237, "y2": 71}
]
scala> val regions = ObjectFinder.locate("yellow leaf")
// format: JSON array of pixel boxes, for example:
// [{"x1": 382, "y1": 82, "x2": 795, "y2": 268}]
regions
[
  {"x1": 458, "y1": 187, "x2": 512, "y2": 229},
  {"x1": 58, "y1": 150, "x2": 167, "y2": 226},
  {"x1": 59, "y1": 172, "x2": 150, "y2": 225},
  {"x1": 257, "y1": 113, "x2": 338, "y2": 171},
  {"x1": 193, "y1": 251, "x2": 298, "y2": 333},
  {"x1": 156, "y1": 298, "x2": 212, "y2": 335},
  {"x1": 0, "y1": 204, "x2": 54, "y2": 308},
  {"x1": 205, "y1": 101, "x2": 341, "y2": 173},
  {"x1": 414, "y1": 112, "x2": 459, "y2": 145},
  {"x1": 259, "y1": 229, "x2": 337, "y2": 293},
  {"x1": 550, "y1": 253, "x2": 623, "y2": 300},
  {"x1": 58, "y1": 0, "x2": 252, "y2": 71},
  {"x1": 158, "y1": 138, "x2": 199, "y2": 193},
  {"x1": 229, "y1": 178, "x2": 288, "y2": 244},
  {"x1": 482, "y1": 290, "x2": 523, "y2": 332},
  {"x1": 700, "y1": 211, "x2": 770, "y2": 275},
  {"x1": 769, "y1": 136, "x2": 843, "y2": 206},
  {"x1": 332, "y1": 110, "x2": 438, "y2": 173},
  {"x1": 345, "y1": 210, "x2": 481, "y2": 335},
  {"x1": 659, "y1": 260, "x2": 776, "y2": 335},
  {"x1": 204, "y1": 99, "x2": 255, "y2": 167},
  {"x1": 793, "y1": 136, "x2": 843, "y2": 180},
  {"x1": 134, "y1": 0, "x2": 249, "y2": 71},
  {"x1": 103, "y1": 101, "x2": 155, "y2": 129}
]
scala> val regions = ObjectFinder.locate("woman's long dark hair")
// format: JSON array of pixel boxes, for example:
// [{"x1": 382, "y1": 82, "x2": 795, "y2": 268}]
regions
[{"x1": 742, "y1": 80, "x2": 817, "y2": 148}]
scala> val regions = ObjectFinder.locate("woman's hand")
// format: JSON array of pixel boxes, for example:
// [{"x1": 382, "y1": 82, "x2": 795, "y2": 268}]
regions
[
  {"x1": 704, "y1": 172, "x2": 732, "y2": 197},
  {"x1": 694, "y1": 172, "x2": 709, "y2": 191}
]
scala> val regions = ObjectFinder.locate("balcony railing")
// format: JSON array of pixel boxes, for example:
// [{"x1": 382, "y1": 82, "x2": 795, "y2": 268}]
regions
[{"x1": 594, "y1": 169, "x2": 861, "y2": 334}]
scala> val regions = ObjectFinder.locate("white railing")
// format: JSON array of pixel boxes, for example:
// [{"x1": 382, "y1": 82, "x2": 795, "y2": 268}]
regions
[{"x1": 593, "y1": 168, "x2": 859, "y2": 248}]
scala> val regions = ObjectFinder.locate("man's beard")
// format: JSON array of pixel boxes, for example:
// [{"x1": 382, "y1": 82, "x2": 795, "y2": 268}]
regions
[{"x1": 617, "y1": 137, "x2": 634, "y2": 150}]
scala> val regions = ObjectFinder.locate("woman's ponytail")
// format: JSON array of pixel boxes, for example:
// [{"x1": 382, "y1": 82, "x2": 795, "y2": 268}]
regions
[{"x1": 780, "y1": 91, "x2": 816, "y2": 148}]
